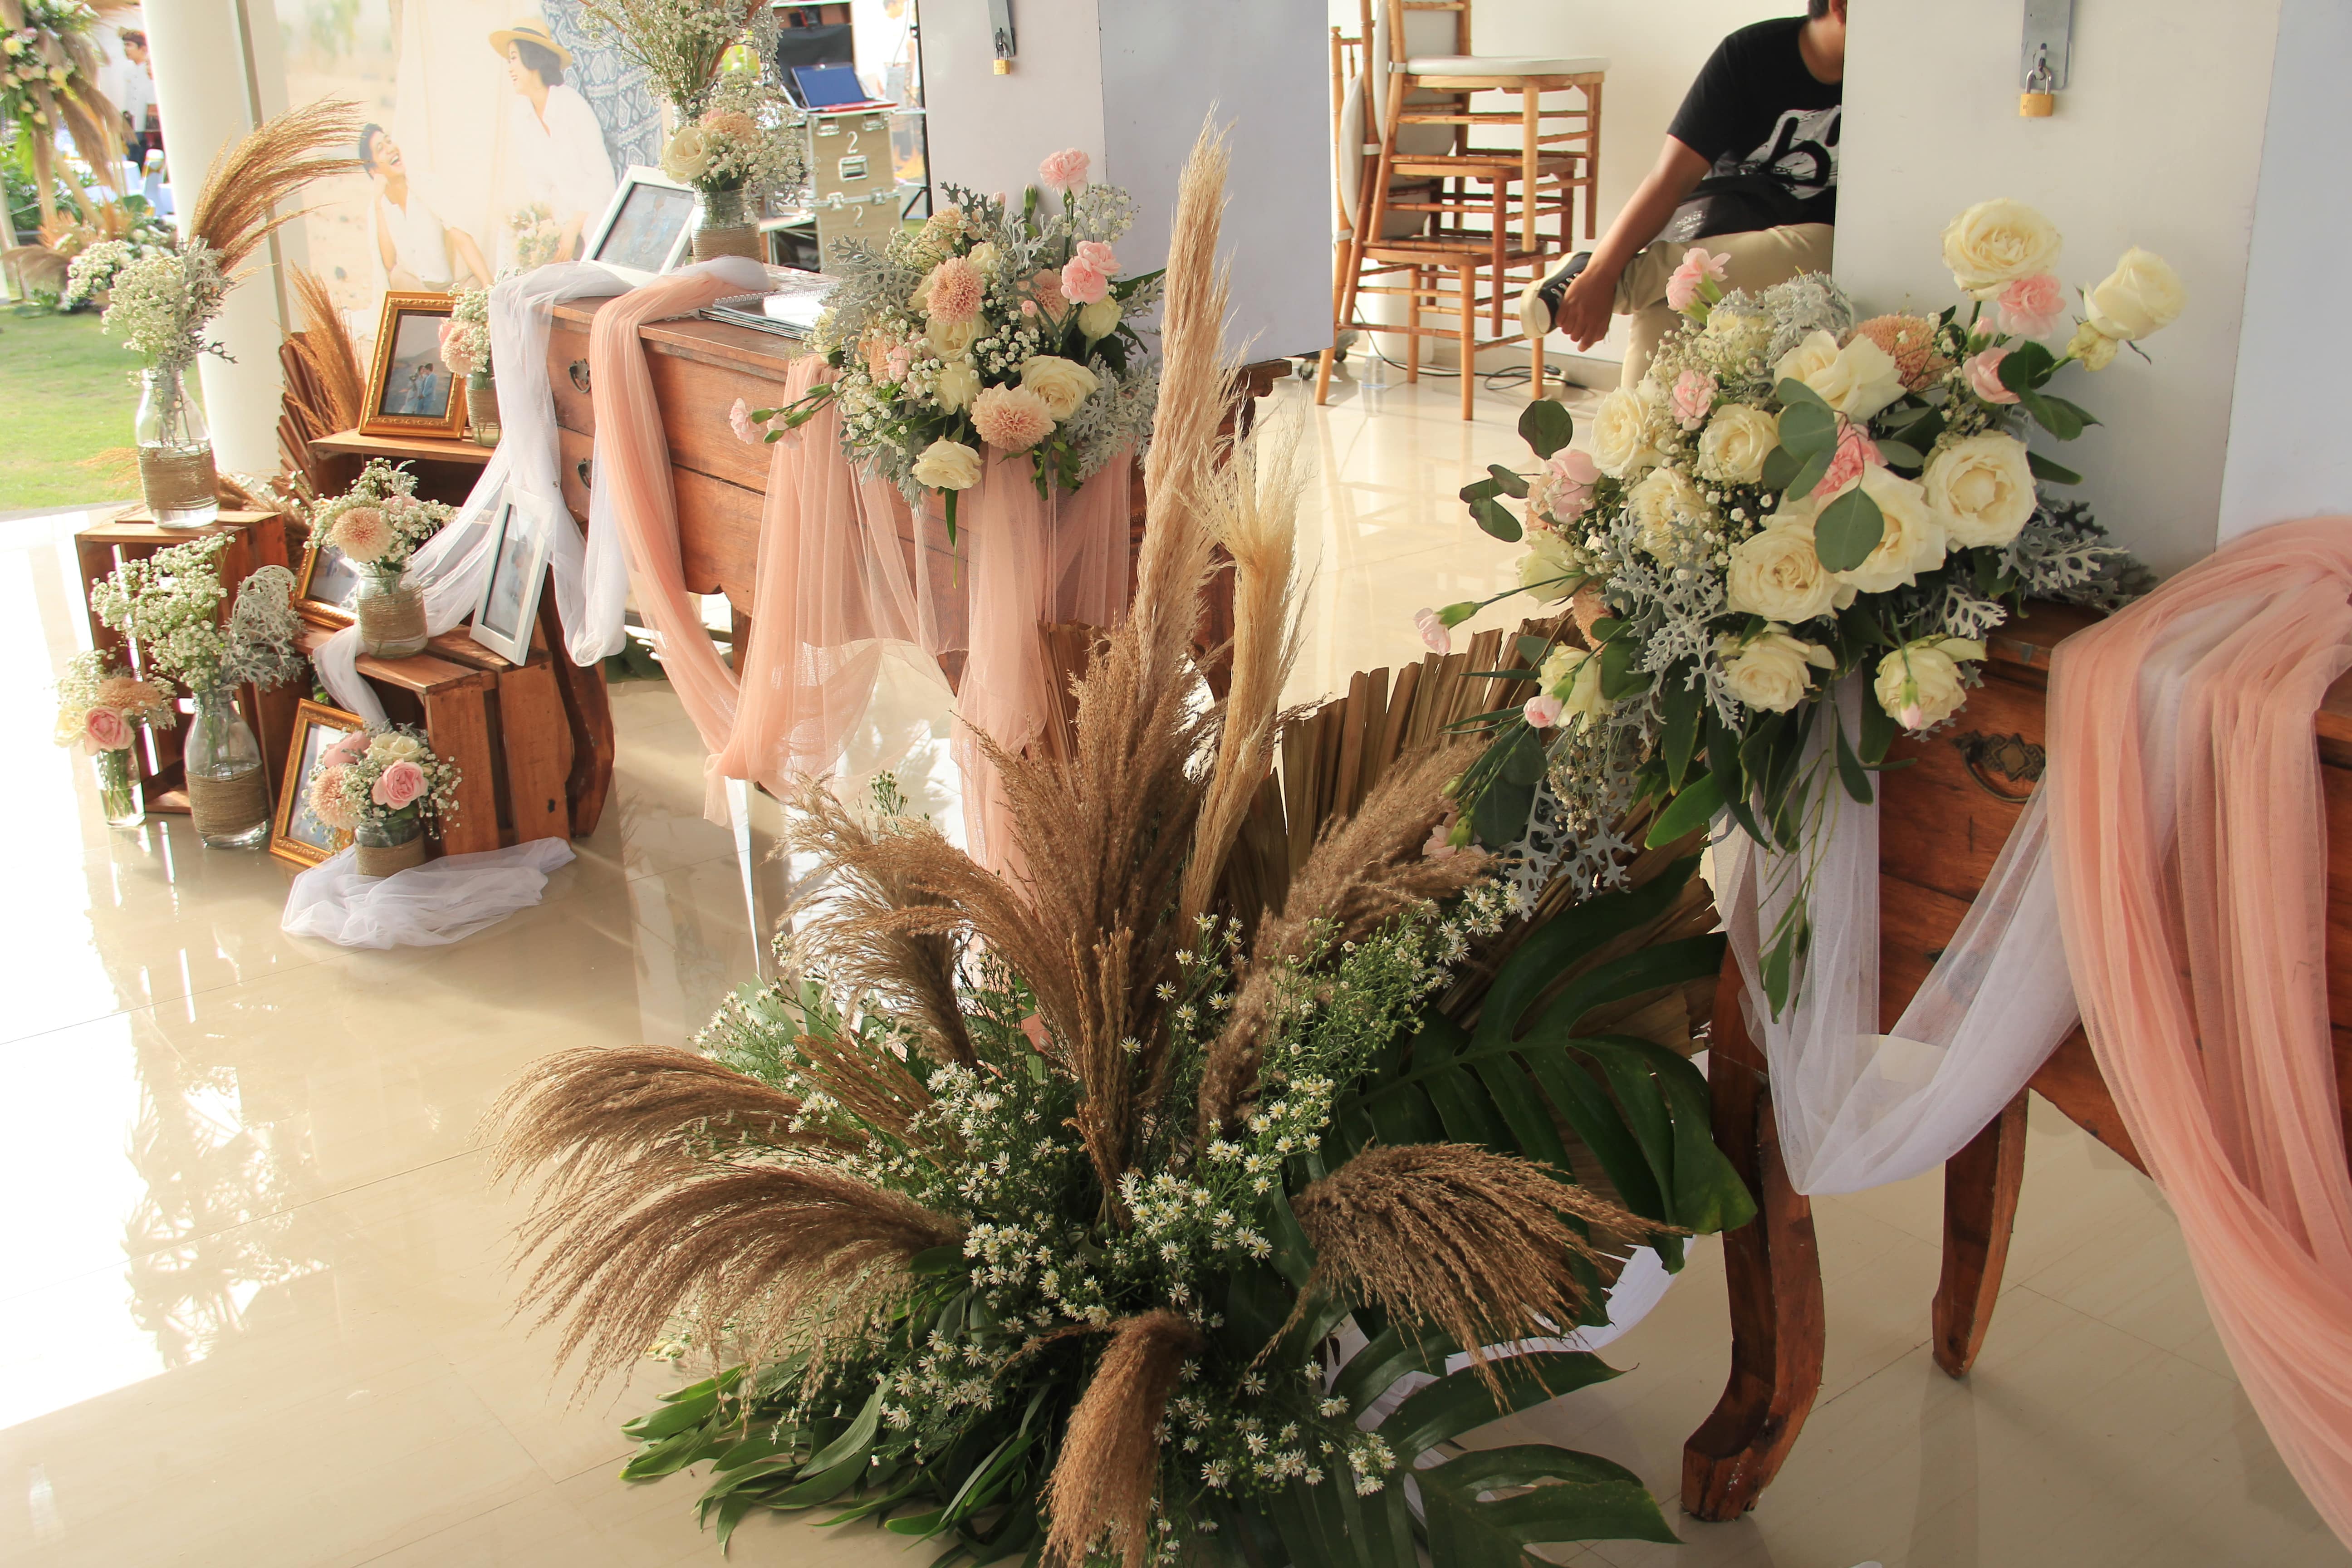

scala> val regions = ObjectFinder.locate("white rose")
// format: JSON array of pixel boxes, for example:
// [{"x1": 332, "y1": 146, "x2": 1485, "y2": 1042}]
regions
[
  {"x1": 1923, "y1": 432, "x2": 2037, "y2": 549},
  {"x1": 926, "y1": 314, "x2": 979, "y2": 359},
  {"x1": 368, "y1": 731, "x2": 424, "y2": 764},
  {"x1": 934, "y1": 358, "x2": 980, "y2": 413},
  {"x1": 911, "y1": 437, "x2": 982, "y2": 491},
  {"x1": 1727, "y1": 522, "x2": 1840, "y2": 624},
  {"x1": 2064, "y1": 321, "x2": 2120, "y2": 372},
  {"x1": 1774, "y1": 330, "x2": 1904, "y2": 422},
  {"x1": 1018, "y1": 354, "x2": 1101, "y2": 419},
  {"x1": 1704, "y1": 307, "x2": 1772, "y2": 367},
  {"x1": 2083, "y1": 247, "x2": 2185, "y2": 342},
  {"x1": 1078, "y1": 297, "x2": 1122, "y2": 340},
  {"x1": 1875, "y1": 636, "x2": 1987, "y2": 731},
  {"x1": 1590, "y1": 387, "x2": 1661, "y2": 480},
  {"x1": 1627, "y1": 466, "x2": 1706, "y2": 559},
  {"x1": 1538, "y1": 644, "x2": 1608, "y2": 726},
  {"x1": 1940, "y1": 197, "x2": 2062, "y2": 298},
  {"x1": 1697, "y1": 402, "x2": 1777, "y2": 484},
  {"x1": 1719, "y1": 627, "x2": 1832, "y2": 715},
  {"x1": 1829, "y1": 466, "x2": 1948, "y2": 594},
  {"x1": 967, "y1": 241, "x2": 1001, "y2": 274},
  {"x1": 661, "y1": 126, "x2": 710, "y2": 183},
  {"x1": 1518, "y1": 529, "x2": 1588, "y2": 602}
]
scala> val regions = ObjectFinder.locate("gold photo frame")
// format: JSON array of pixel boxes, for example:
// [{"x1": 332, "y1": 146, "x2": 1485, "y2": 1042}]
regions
[
  {"x1": 271, "y1": 699, "x2": 366, "y2": 868},
  {"x1": 294, "y1": 532, "x2": 362, "y2": 627},
  {"x1": 359, "y1": 290, "x2": 467, "y2": 439}
]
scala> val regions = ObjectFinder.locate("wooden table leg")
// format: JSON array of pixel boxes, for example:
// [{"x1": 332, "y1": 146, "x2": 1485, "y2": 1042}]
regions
[
  {"x1": 537, "y1": 591, "x2": 615, "y2": 838},
  {"x1": 1682, "y1": 957, "x2": 1824, "y2": 1522},
  {"x1": 1932, "y1": 1089, "x2": 2028, "y2": 1378}
]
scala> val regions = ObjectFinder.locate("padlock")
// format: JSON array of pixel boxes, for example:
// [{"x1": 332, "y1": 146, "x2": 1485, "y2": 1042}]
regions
[{"x1": 2019, "y1": 91, "x2": 2055, "y2": 118}]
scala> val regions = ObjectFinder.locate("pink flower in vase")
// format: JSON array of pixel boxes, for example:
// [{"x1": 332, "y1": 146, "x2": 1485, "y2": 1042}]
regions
[
  {"x1": 83, "y1": 707, "x2": 132, "y2": 753},
  {"x1": 1544, "y1": 447, "x2": 1600, "y2": 520},
  {"x1": 1028, "y1": 268, "x2": 1069, "y2": 318},
  {"x1": 322, "y1": 732, "x2": 370, "y2": 767},
  {"x1": 1038, "y1": 148, "x2": 1091, "y2": 193},
  {"x1": 970, "y1": 386, "x2": 1055, "y2": 453},
  {"x1": 1523, "y1": 693, "x2": 1563, "y2": 729},
  {"x1": 1995, "y1": 273, "x2": 2067, "y2": 340},
  {"x1": 1413, "y1": 607, "x2": 1451, "y2": 655},
  {"x1": 310, "y1": 765, "x2": 357, "y2": 831},
  {"x1": 437, "y1": 320, "x2": 476, "y2": 378},
  {"x1": 926, "y1": 257, "x2": 985, "y2": 324},
  {"x1": 1666, "y1": 245, "x2": 1730, "y2": 311},
  {"x1": 1964, "y1": 345, "x2": 2020, "y2": 405},
  {"x1": 1818, "y1": 419, "x2": 1886, "y2": 494},
  {"x1": 1671, "y1": 368, "x2": 1718, "y2": 431},
  {"x1": 1073, "y1": 240, "x2": 1118, "y2": 275},
  {"x1": 1060, "y1": 256, "x2": 1111, "y2": 306},
  {"x1": 372, "y1": 759, "x2": 427, "y2": 810}
]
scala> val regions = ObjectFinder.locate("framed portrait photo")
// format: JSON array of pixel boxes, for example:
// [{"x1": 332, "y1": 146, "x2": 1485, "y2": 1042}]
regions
[
  {"x1": 470, "y1": 484, "x2": 551, "y2": 664},
  {"x1": 584, "y1": 166, "x2": 698, "y2": 284},
  {"x1": 360, "y1": 290, "x2": 467, "y2": 439},
  {"x1": 295, "y1": 533, "x2": 363, "y2": 626},
  {"x1": 271, "y1": 699, "x2": 366, "y2": 869}
]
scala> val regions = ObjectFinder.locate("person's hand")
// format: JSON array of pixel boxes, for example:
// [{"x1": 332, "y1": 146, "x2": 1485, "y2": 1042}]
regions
[{"x1": 1557, "y1": 262, "x2": 1618, "y2": 351}]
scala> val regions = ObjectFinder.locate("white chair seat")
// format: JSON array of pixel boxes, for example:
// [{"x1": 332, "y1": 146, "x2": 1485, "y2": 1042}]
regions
[{"x1": 1403, "y1": 54, "x2": 1607, "y2": 77}]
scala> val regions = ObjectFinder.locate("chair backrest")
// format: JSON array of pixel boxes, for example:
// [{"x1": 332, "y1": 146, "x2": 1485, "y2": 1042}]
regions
[{"x1": 1384, "y1": 0, "x2": 1468, "y2": 65}]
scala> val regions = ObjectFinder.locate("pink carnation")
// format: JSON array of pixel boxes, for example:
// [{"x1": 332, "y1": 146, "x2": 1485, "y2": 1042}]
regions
[
  {"x1": 1666, "y1": 245, "x2": 1730, "y2": 312},
  {"x1": 1671, "y1": 368, "x2": 1717, "y2": 431},
  {"x1": 1544, "y1": 448, "x2": 1600, "y2": 521},
  {"x1": 1965, "y1": 345, "x2": 2020, "y2": 405},
  {"x1": 1818, "y1": 419, "x2": 1885, "y2": 494},
  {"x1": 1413, "y1": 607, "x2": 1451, "y2": 655},
  {"x1": 1523, "y1": 694, "x2": 1563, "y2": 729},
  {"x1": 1073, "y1": 240, "x2": 1118, "y2": 275},
  {"x1": 84, "y1": 707, "x2": 132, "y2": 752},
  {"x1": 371, "y1": 758, "x2": 427, "y2": 811},
  {"x1": 1037, "y1": 147, "x2": 1090, "y2": 193},
  {"x1": 970, "y1": 385, "x2": 1055, "y2": 453},
  {"x1": 926, "y1": 257, "x2": 985, "y2": 324},
  {"x1": 1060, "y1": 256, "x2": 1110, "y2": 307},
  {"x1": 1028, "y1": 268, "x2": 1068, "y2": 317},
  {"x1": 728, "y1": 397, "x2": 759, "y2": 443},
  {"x1": 332, "y1": 505, "x2": 393, "y2": 564},
  {"x1": 1996, "y1": 272, "x2": 2067, "y2": 340}
]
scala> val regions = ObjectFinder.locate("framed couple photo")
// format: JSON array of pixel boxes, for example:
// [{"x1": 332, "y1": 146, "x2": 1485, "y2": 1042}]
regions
[
  {"x1": 360, "y1": 290, "x2": 468, "y2": 439},
  {"x1": 271, "y1": 699, "x2": 365, "y2": 868},
  {"x1": 583, "y1": 166, "x2": 699, "y2": 284},
  {"x1": 469, "y1": 484, "x2": 554, "y2": 664}
]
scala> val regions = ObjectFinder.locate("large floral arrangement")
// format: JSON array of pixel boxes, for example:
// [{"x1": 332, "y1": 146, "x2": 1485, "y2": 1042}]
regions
[
  {"x1": 657, "y1": 62, "x2": 808, "y2": 204},
  {"x1": 3, "y1": 0, "x2": 121, "y2": 224},
  {"x1": 312, "y1": 459, "x2": 455, "y2": 574},
  {"x1": 574, "y1": 0, "x2": 772, "y2": 117},
  {"x1": 306, "y1": 725, "x2": 462, "y2": 839},
  {"x1": 100, "y1": 240, "x2": 228, "y2": 380},
  {"x1": 89, "y1": 537, "x2": 308, "y2": 695},
  {"x1": 1436, "y1": 199, "x2": 2178, "y2": 1010},
  {"x1": 52, "y1": 649, "x2": 175, "y2": 755},
  {"x1": 754, "y1": 149, "x2": 1161, "y2": 541},
  {"x1": 490, "y1": 135, "x2": 1751, "y2": 1567}
]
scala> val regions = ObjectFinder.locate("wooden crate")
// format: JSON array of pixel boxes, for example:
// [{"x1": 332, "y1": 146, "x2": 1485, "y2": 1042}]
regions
[{"x1": 75, "y1": 508, "x2": 301, "y2": 814}]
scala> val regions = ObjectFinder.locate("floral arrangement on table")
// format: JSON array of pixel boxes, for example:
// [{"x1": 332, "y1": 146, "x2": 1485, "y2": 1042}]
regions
[
  {"x1": 489, "y1": 132, "x2": 1752, "y2": 1568},
  {"x1": 656, "y1": 61, "x2": 809, "y2": 216},
  {"x1": 750, "y1": 149, "x2": 1162, "y2": 542},
  {"x1": 574, "y1": 0, "x2": 774, "y2": 117},
  {"x1": 88, "y1": 536, "x2": 309, "y2": 697},
  {"x1": 52, "y1": 648, "x2": 177, "y2": 823},
  {"x1": 56, "y1": 197, "x2": 179, "y2": 310},
  {"x1": 439, "y1": 286, "x2": 493, "y2": 381},
  {"x1": 312, "y1": 458, "x2": 456, "y2": 574},
  {"x1": 305, "y1": 725, "x2": 463, "y2": 842},
  {"x1": 2, "y1": 0, "x2": 122, "y2": 227},
  {"x1": 1432, "y1": 198, "x2": 2178, "y2": 1012}
]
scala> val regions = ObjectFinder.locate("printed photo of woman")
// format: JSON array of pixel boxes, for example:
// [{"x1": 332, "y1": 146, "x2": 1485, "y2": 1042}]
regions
[
  {"x1": 360, "y1": 124, "x2": 492, "y2": 292},
  {"x1": 491, "y1": 19, "x2": 617, "y2": 269}
]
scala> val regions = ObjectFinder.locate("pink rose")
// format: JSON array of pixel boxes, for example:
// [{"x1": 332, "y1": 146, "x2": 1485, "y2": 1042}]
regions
[
  {"x1": 1413, "y1": 607, "x2": 1451, "y2": 655},
  {"x1": 322, "y1": 732, "x2": 369, "y2": 766},
  {"x1": 1996, "y1": 273, "x2": 2066, "y2": 340},
  {"x1": 1965, "y1": 346, "x2": 2020, "y2": 405},
  {"x1": 1671, "y1": 368, "x2": 1717, "y2": 431},
  {"x1": 1073, "y1": 240, "x2": 1118, "y2": 275},
  {"x1": 1666, "y1": 245, "x2": 1730, "y2": 312},
  {"x1": 1523, "y1": 694, "x2": 1563, "y2": 729},
  {"x1": 886, "y1": 346, "x2": 912, "y2": 382},
  {"x1": 1818, "y1": 418, "x2": 1885, "y2": 494},
  {"x1": 84, "y1": 707, "x2": 132, "y2": 752},
  {"x1": 1545, "y1": 448, "x2": 1600, "y2": 521},
  {"x1": 372, "y1": 758, "x2": 427, "y2": 811},
  {"x1": 728, "y1": 397, "x2": 758, "y2": 443},
  {"x1": 1037, "y1": 147, "x2": 1090, "y2": 193},
  {"x1": 1059, "y1": 256, "x2": 1111, "y2": 307}
]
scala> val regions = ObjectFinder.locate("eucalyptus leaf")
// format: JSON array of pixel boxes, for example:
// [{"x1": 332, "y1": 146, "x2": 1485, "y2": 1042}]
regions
[
  {"x1": 1777, "y1": 399, "x2": 1837, "y2": 458},
  {"x1": 1812, "y1": 484, "x2": 1885, "y2": 572},
  {"x1": 1471, "y1": 496, "x2": 1524, "y2": 542},
  {"x1": 1519, "y1": 396, "x2": 1575, "y2": 458},
  {"x1": 2026, "y1": 449, "x2": 2082, "y2": 485},
  {"x1": 1486, "y1": 463, "x2": 1530, "y2": 499}
]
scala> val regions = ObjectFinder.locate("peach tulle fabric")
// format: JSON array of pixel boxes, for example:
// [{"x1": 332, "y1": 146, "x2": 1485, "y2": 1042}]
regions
[
  {"x1": 2049, "y1": 517, "x2": 2352, "y2": 1548},
  {"x1": 591, "y1": 272, "x2": 1128, "y2": 864}
]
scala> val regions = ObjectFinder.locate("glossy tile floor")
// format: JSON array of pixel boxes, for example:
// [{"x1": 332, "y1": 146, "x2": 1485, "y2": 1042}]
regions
[{"x1": 5, "y1": 365, "x2": 2344, "y2": 1566}]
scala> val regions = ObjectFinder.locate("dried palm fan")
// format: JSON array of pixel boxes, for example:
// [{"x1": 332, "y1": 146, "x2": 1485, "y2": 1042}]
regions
[
  {"x1": 277, "y1": 266, "x2": 365, "y2": 485},
  {"x1": 491, "y1": 120, "x2": 1746, "y2": 1568},
  {"x1": 0, "y1": 0, "x2": 123, "y2": 225}
]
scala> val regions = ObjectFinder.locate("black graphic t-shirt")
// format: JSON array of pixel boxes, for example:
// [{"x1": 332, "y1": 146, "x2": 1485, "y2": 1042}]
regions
[{"x1": 1666, "y1": 17, "x2": 1841, "y2": 228}]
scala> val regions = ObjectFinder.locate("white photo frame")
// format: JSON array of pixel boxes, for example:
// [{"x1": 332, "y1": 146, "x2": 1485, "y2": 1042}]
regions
[
  {"x1": 583, "y1": 165, "x2": 699, "y2": 284},
  {"x1": 470, "y1": 485, "x2": 551, "y2": 664}
]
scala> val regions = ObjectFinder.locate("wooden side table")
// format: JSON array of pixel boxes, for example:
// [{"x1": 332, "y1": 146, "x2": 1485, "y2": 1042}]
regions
[
  {"x1": 309, "y1": 428, "x2": 494, "y2": 508},
  {"x1": 74, "y1": 508, "x2": 301, "y2": 814}
]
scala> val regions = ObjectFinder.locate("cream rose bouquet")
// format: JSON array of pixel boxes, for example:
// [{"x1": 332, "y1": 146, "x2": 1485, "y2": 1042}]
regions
[
  {"x1": 749, "y1": 148, "x2": 1161, "y2": 541},
  {"x1": 309, "y1": 459, "x2": 455, "y2": 575},
  {"x1": 52, "y1": 650, "x2": 176, "y2": 754},
  {"x1": 1438, "y1": 199, "x2": 2176, "y2": 1011},
  {"x1": 656, "y1": 62, "x2": 808, "y2": 203},
  {"x1": 307, "y1": 724, "x2": 462, "y2": 838}
]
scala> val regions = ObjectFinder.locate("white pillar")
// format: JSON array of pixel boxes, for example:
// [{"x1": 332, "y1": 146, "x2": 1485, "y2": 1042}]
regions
[{"x1": 144, "y1": 0, "x2": 287, "y2": 477}]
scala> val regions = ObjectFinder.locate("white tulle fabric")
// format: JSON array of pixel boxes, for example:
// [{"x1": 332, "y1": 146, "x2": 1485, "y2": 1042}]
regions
[
  {"x1": 281, "y1": 838, "x2": 576, "y2": 949},
  {"x1": 1715, "y1": 677, "x2": 2080, "y2": 1196}
]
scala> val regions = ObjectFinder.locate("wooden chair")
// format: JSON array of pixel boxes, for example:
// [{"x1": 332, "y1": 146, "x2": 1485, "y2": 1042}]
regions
[
  {"x1": 1682, "y1": 602, "x2": 2352, "y2": 1521},
  {"x1": 1316, "y1": 0, "x2": 1604, "y2": 418}
]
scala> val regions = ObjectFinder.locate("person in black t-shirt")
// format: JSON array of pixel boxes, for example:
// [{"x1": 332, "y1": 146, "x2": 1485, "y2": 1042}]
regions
[{"x1": 1521, "y1": 0, "x2": 1845, "y2": 387}]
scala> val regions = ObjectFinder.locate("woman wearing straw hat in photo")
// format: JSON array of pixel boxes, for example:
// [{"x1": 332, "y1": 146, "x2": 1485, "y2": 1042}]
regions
[{"x1": 490, "y1": 18, "x2": 617, "y2": 267}]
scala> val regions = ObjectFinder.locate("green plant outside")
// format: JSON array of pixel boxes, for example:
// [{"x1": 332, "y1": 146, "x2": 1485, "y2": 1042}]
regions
[{"x1": 0, "y1": 307, "x2": 142, "y2": 512}]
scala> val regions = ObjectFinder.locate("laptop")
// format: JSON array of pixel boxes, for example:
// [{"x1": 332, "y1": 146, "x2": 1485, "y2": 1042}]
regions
[{"x1": 789, "y1": 64, "x2": 893, "y2": 112}]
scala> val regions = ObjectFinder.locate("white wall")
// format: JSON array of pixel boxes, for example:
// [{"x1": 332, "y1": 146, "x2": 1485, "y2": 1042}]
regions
[
  {"x1": 1839, "y1": 0, "x2": 2285, "y2": 575},
  {"x1": 919, "y1": 0, "x2": 1108, "y2": 203},
  {"x1": 2215, "y1": 0, "x2": 2352, "y2": 543}
]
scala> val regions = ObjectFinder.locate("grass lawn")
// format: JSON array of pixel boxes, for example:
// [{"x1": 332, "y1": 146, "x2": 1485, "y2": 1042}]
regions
[{"x1": 0, "y1": 305, "x2": 144, "y2": 513}]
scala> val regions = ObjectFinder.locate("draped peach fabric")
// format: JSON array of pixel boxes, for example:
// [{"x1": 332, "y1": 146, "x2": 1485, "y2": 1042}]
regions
[{"x1": 2048, "y1": 518, "x2": 2352, "y2": 1548}]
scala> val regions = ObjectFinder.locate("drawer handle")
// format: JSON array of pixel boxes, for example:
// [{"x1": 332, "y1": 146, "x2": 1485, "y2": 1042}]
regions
[
  {"x1": 1950, "y1": 730, "x2": 2044, "y2": 803},
  {"x1": 575, "y1": 457, "x2": 593, "y2": 489},
  {"x1": 568, "y1": 359, "x2": 592, "y2": 394}
]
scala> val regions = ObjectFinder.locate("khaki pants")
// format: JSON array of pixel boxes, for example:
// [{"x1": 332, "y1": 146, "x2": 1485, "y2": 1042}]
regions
[{"x1": 1615, "y1": 222, "x2": 1836, "y2": 387}]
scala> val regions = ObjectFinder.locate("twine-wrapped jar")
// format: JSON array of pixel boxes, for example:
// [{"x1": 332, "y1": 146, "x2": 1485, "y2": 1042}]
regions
[
  {"x1": 354, "y1": 813, "x2": 426, "y2": 877},
  {"x1": 693, "y1": 185, "x2": 764, "y2": 263},
  {"x1": 135, "y1": 366, "x2": 220, "y2": 529},
  {"x1": 356, "y1": 564, "x2": 429, "y2": 658},
  {"x1": 183, "y1": 686, "x2": 270, "y2": 848}
]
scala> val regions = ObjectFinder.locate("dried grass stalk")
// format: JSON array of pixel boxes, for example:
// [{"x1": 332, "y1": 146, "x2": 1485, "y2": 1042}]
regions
[
  {"x1": 1042, "y1": 1309, "x2": 1205, "y2": 1568},
  {"x1": 188, "y1": 98, "x2": 363, "y2": 276},
  {"x1": 289, "y1": 265, "x2": 365, "y2": 431},
  {"x1": 1290, "y1": 1144, "x2": 1659, "y2": 1394}
]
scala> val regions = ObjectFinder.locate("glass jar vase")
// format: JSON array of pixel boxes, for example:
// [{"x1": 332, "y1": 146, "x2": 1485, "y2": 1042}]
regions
[
  {"x1": 135, "y1": 365, "x2": 220, "y2": 529},
  {"x1": 356, "y1": 564, "x2": 429, "y2": 658},
  {"x1": 93, "y1": 746, "x2": 144, "y2": 828},
  {"x1": 693, "y1": 185, "x2": 763, "y2": 263},
  {"x1": 183, "y1": 686, "x2": 270, "y2": 848},
  {"x1": 353, "y1": 813, "x2": 426, "y2": 877},
  {"x1": 466, "y1": 369, "x2": 502, "y2": 447}
]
